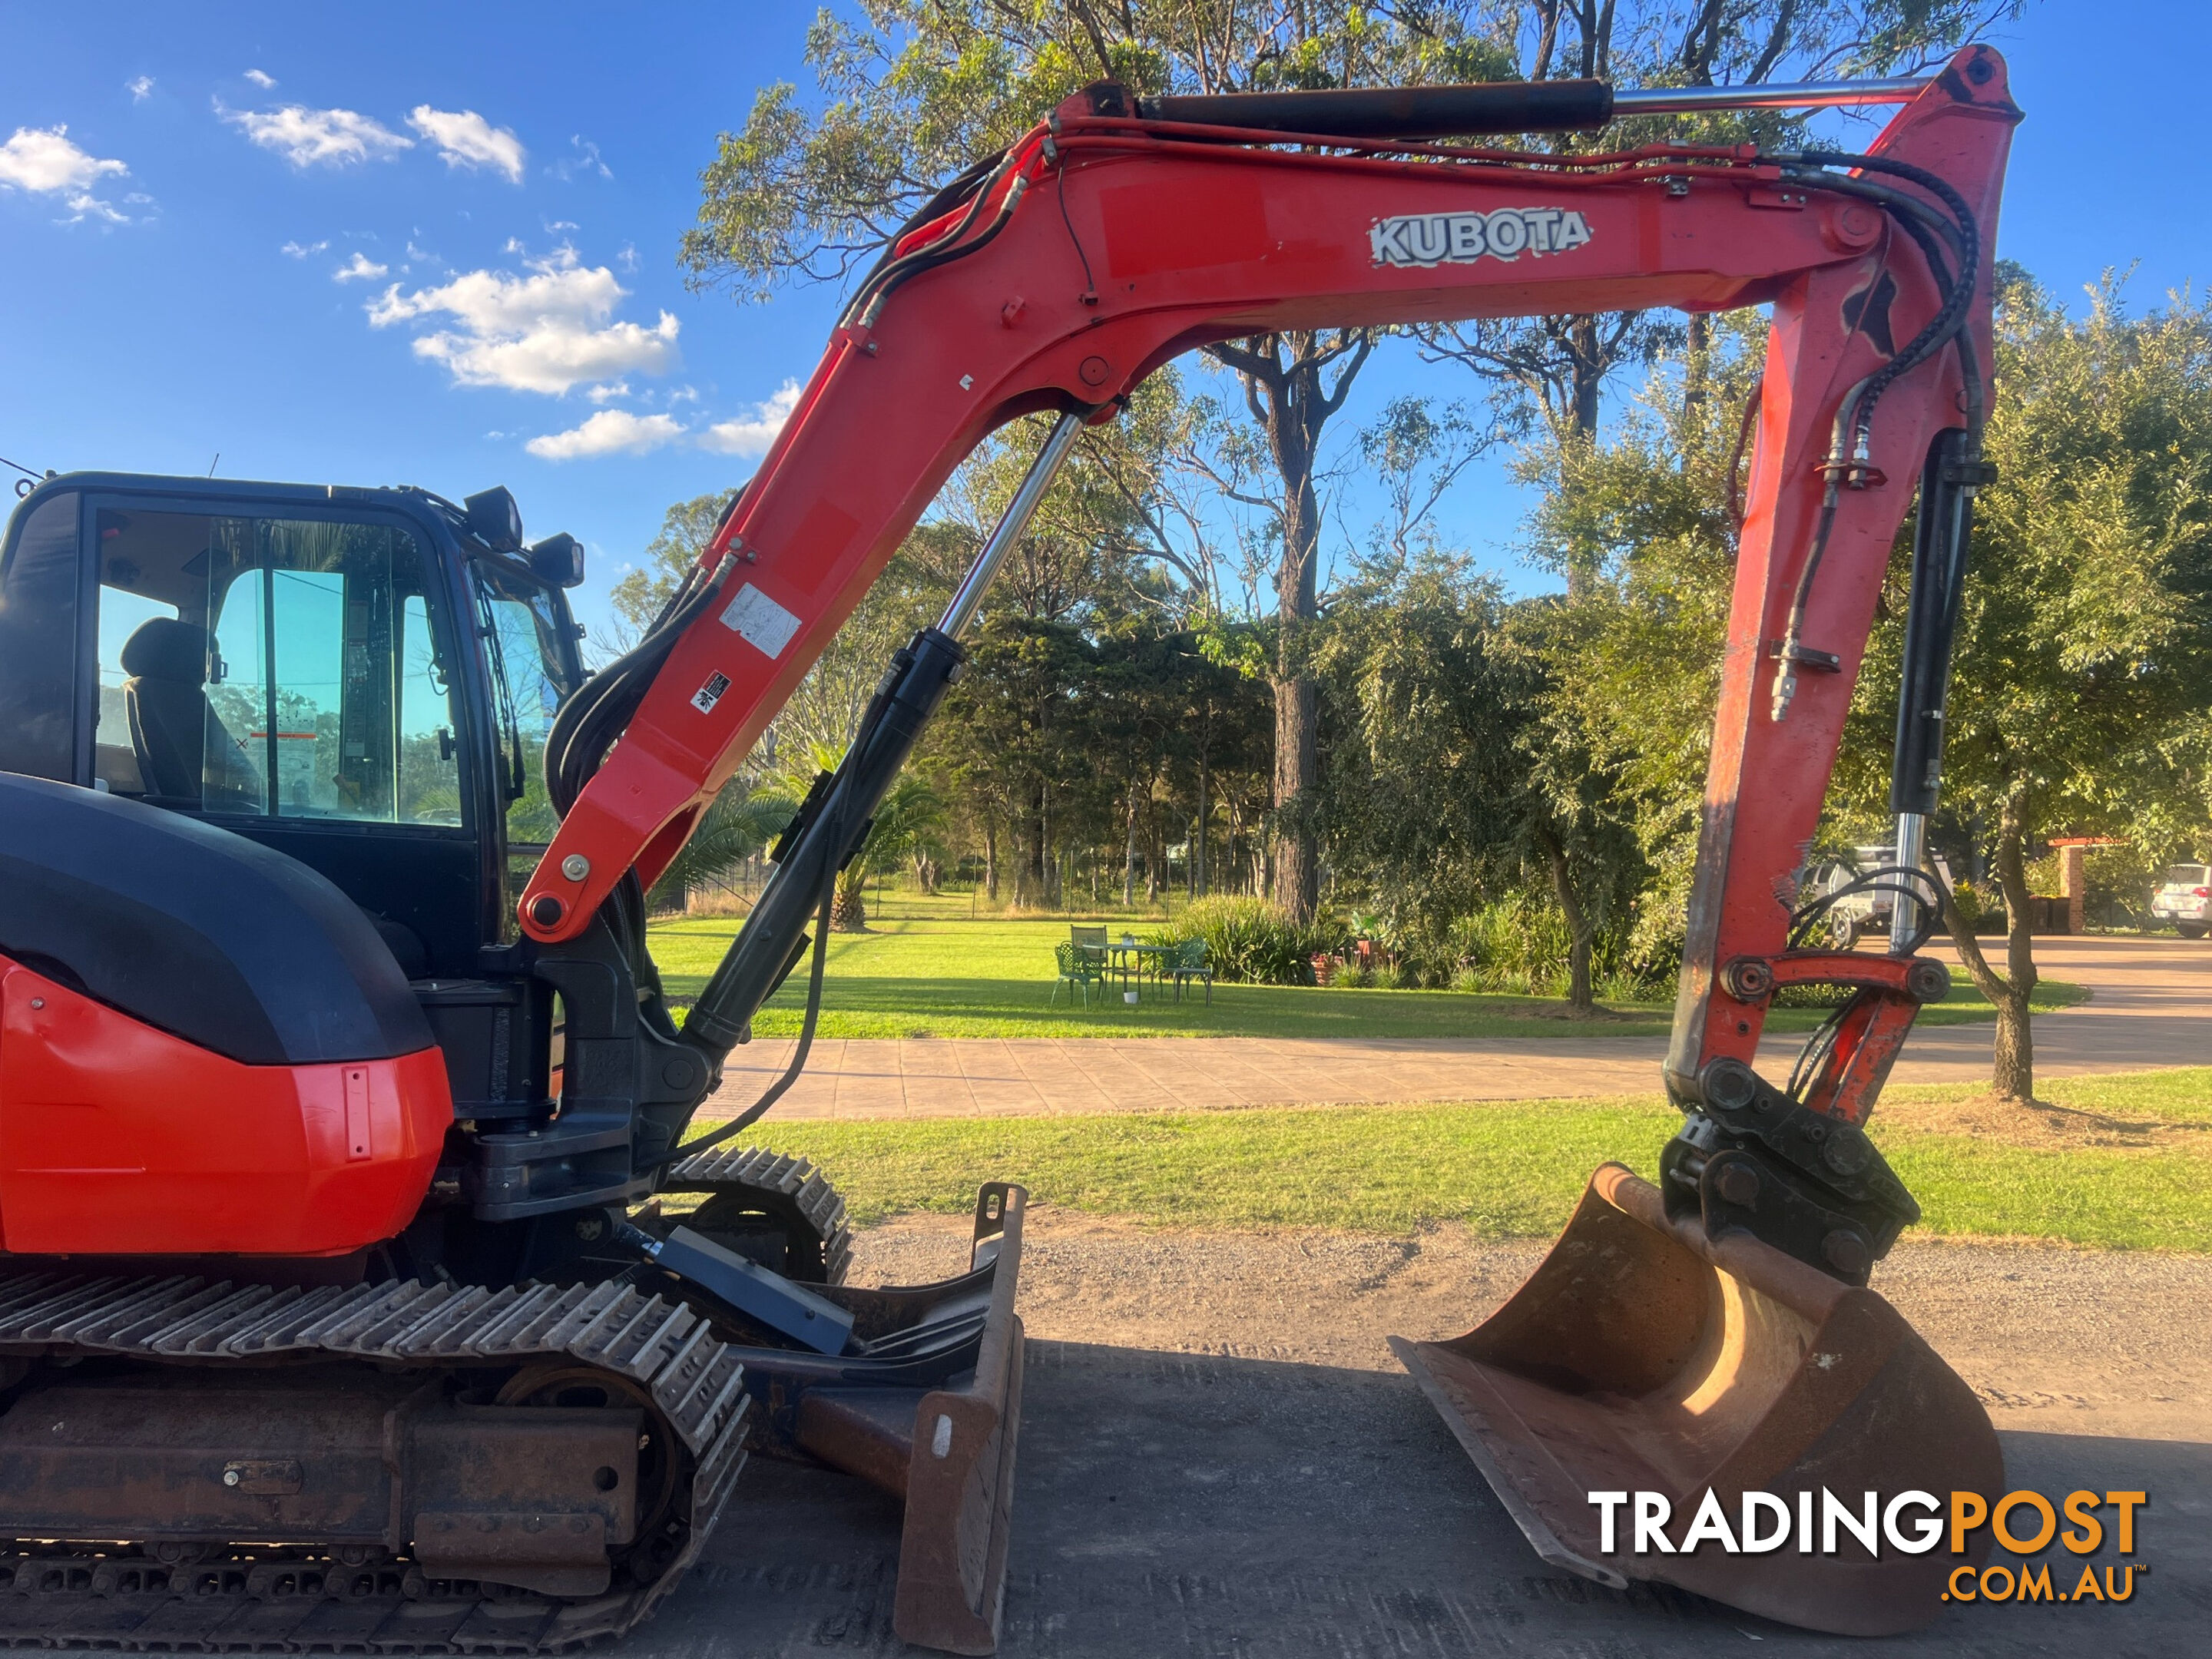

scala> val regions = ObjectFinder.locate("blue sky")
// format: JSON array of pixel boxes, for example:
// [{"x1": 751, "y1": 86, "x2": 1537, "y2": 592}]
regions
[{"x1": 2, "y1": 0, "x2": 2204, "y2": 640}]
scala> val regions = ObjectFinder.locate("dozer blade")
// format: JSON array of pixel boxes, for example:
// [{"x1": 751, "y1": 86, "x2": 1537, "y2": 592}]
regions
[
  {"x1": 1390, "y1": 1164, "x2": 2001, "y2": 1637},
  {"x1": 737, "y1": 1182, "x2": 1027, "y2": 1655}
]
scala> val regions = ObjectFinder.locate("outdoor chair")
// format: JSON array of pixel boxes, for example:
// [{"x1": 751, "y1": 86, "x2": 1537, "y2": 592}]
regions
[
  {"x1": 1071, "y1": 923, "x2": 1108, "y2": 953},
  {"x1": 1051, "y1": 939, "x2": 1108, "y2": 1007},
  {"x1": 1170, "y1": 937, "x2": 1214, "y2": 1003}
]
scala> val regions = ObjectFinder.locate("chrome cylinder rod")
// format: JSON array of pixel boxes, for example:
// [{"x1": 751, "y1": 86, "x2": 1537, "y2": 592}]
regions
[
  {"x1": 1614, "y1": 77, "x2": 1931, "y2": 116},
  {"x1": 1889, "y1": 810, "x2": 1929, "y2": 952},
  {"x1": 937, "y1": 412, "x2": 1085, "y2": 640}
]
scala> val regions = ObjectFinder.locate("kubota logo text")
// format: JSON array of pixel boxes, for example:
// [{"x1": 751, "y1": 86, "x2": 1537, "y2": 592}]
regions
[{"x1": 1369, "y1": 207, "x2": 1593, "y2": 268}]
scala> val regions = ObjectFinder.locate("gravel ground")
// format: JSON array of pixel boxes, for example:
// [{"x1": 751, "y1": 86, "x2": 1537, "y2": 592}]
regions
[{"x1": 852, "y1": 1205, "x2": 2212, "y2": 1442}]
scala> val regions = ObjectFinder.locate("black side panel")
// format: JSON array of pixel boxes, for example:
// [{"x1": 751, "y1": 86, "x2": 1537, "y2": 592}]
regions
[{"x1": 0, "y1": 771, "x2": 432, "y2": 1065}]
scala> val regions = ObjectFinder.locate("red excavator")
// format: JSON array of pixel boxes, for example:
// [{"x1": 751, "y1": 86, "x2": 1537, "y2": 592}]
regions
[{"x1": 0, "y1": 46, "x2": 2015, "y2": 1650}]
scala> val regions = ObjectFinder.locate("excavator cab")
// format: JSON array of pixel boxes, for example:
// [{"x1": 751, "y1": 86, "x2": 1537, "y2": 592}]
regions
[{"x1": 0, "y1": 475, "x2": 578, "y2": 975}]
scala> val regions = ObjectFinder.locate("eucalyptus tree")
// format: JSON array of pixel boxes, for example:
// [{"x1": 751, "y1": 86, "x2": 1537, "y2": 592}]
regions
[{"x1": 679, "y1": 0, "x2": 1505, "y2": 921}]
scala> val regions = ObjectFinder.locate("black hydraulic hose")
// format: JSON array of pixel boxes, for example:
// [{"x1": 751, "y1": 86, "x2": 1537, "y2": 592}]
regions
[
  {"x1": 641, "y1": 829, "x2": 840, "y2": 1174},
  {"x1": 839, "y1": 150, "x2": 1006, "y2": 313},
  {"x1": 545, "y1": 558, "x2": 732, "y2": 816},
  {"x1": 1768, "y1": 155, "x2": 1980, "y2": 717},
  {"x1": 839, "y1": 151, "x2": 1021, "y2": 329}
]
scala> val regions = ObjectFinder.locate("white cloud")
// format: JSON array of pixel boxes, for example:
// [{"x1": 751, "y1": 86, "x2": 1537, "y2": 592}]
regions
[
  {"x1": 220, "y1": 101, "x2": 411, "y2": 168},
  {"x1": 0, "y1": 125, "x2": 132, "y2": 223},
  {"x1": 127, "y1": 76, "x2": 154, "y2": 102},
  {"x1": 616, "y1": 241, "x2": 638, "y2": 273},
  {"x1": 525, "y1": 409, "x2": 684, "y2": 460},
  {"x1": 699, "y1": 380, "x2": 802, "y2": 457},
  {"x1": 280, "y1": 238, "x2": 329, "y2": 258},
  {"x1": 585, "y1": 380, "x2": 630, "y2": 403},
  {"x1": 366, "y1": 246, "x2": 680, "y2": 395},
  {"x1": 65, "y1": 193, "x2": 129, "y2": 224},
  {"x1": 551, "y1": 134, "x2": 611, "y2": 180},
  {"x1": 406, "y1": 106, "x2": 525, "y2": 183},
  {"x1": 333, "y1": 250, "x2": 388, "y2": 282},
  {"x1": 243, "y1": 69, "x2": 277, "y2": 89},
  {"x1": 0, "y1": 125, "x2": 127, "y2": 194}
]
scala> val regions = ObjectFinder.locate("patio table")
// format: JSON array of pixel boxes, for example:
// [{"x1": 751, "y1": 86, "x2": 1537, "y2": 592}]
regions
[{"x1": 1106, "y1": 940, "x2": 1173, "y2": 1002}]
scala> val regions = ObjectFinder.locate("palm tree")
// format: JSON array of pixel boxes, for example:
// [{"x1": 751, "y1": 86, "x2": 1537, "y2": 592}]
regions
[
  {"x1": 769, "y1": 740, "x2": 946, "y2": 932},
  {"x1": 644, "y1": 780, "x2": 795, "y2": 913}
]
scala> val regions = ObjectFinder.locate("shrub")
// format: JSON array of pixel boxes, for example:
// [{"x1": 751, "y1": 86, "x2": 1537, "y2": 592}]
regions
[
  {"x1": 1154, "y1": 896, "x2": 1335, "y2": 985},
  {"x1": 1448, "y1": 896, "x2": 1571, "y2": 996}
]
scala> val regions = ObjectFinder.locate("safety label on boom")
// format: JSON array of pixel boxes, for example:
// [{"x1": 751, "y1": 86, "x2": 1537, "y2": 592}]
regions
[
  {"x1": 720, "y1": 582, "x2": 803, "y2": 659},
  {"x1": 691, "y1": 671, "x2": 731, "y2": 714}
]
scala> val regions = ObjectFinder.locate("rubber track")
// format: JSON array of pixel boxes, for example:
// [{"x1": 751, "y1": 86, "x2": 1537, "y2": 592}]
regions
[
  {"x1": 0, "y1": 1273, "x2": 753, "y2": 1652},
  {"x1": 661, "y1": 1147, "x2": 853, "y2": 1286}
]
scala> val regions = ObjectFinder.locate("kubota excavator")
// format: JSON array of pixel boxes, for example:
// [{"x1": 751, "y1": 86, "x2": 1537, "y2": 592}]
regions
[{"x1": 0, "y1": 45, "x2": 2015, "y2": 1650}]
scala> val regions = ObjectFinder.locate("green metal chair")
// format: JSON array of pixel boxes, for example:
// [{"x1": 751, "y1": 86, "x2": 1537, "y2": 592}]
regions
[
  {"x1": 1170, "y1": 937, "x2": 1214, "y2": 1003},
  {"x1": 1051, "y1": 939, "x2": 1108, "y2": 1007},
  {"x1": 1071, "y1": 923, "x2": 1108, "y2": 954}
]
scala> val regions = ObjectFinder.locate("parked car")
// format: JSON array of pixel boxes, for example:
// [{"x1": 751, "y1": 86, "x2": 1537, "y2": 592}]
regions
[
  {"x1": 1803, "y1": 845, "x2": 1957, "y2": 947},
  {"x1": 2149, "y1": 863, "x2": 2211, "y2": 939}
]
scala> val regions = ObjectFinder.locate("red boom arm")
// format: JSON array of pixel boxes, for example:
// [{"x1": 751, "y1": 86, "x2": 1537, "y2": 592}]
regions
[{"x1": 527, "y1": 48, "x2": 2015, "y2": 1115}]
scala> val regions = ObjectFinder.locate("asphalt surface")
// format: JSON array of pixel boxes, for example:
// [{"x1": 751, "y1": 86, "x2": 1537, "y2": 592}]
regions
[{"x1": 642, "y1": 1350, "x2": 2207, "y2": 1657}]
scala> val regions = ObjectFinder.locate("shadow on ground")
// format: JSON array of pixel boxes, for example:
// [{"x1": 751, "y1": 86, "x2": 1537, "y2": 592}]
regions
[{"x1": 635, "y1": 1339, "x2": 2209, "y2": 1657}]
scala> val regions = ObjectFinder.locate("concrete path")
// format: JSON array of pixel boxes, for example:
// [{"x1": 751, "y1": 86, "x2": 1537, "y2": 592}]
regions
[{"x1": 701, "y1": 935, "x2": 2207, "y2": 1121}]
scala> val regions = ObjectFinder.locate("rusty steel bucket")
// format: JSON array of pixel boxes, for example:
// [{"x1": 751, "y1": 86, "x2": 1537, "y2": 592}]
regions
[{"x1": 1390, "y1": 1164, "x2": 2001, "y2": 1636}]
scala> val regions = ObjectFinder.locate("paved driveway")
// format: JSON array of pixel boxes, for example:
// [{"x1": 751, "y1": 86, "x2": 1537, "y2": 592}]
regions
[{"x1": 704, "y1": 935, "x2": 2207, "y2": 1121}]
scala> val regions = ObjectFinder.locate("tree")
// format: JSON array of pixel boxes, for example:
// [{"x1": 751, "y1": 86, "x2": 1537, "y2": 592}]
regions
[
  {"x1": 1844, "y1": 270, "x2": 2212, "y2": 1102},
  {"x1": 679, "y1": 0, "x2": 1509, "y2": 924},
  {"x1": 644, "y1": 781, "x2": 793, "y2": 913},
  {"x1": 1522, "y1": 316, "x2": 1765, "y2": 965},
  {"x1": 609, "y1": 492, "x2": 734, "y2": 644}
]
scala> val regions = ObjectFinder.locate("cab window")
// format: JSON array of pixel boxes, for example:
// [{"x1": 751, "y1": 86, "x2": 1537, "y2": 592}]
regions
[
  {"x1": 0, "y1": 492, "x2": 83, "y2": 781},
  {"x1": 471, "y1": 561, "x2": 577, "y2": 922},
  {"x1": 91, "y1": 506, "x2": 461, "y2": 825}
]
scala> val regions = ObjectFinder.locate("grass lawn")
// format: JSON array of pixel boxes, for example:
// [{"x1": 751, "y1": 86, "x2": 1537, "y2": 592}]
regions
[
  {"x1": 735, "y1": 1068, "x2": 2212, "y2": 1253},
  {"x1": 647, "y1": 909, "x2": 2084, "y2": 1041}
]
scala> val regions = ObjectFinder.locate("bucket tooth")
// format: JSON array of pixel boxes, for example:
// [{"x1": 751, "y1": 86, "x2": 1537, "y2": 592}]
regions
[{"x1": 1392, "y1": 1164, "x2": 2002, "y2": 1636}]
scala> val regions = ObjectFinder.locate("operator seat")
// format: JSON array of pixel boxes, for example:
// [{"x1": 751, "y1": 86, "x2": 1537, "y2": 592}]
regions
[{"x1": 121, "y1": 617, "x2": 213, "y2": 800}]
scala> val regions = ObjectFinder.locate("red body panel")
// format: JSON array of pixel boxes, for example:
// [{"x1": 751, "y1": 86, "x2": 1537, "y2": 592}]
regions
[{"x1": 0, "y1": 955, "x2": 450, "y2": 1257}]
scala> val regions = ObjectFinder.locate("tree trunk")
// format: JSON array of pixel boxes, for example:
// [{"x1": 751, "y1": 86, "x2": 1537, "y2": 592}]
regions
[
  {"x1": 1209, "y1": 330, "x2": 1371, "y2": 926},
  {"x1": 1194, "y1": 735, "x2": 1210, "y2": 899},
  {"x1": 1123, "y1": 781, "x2": 1140, "y2": 909},
  {"x1": 1538, "y1": 824, "x2": 1597, "y2": 1015},
  {"x1": 1943, "y1": 793, "x2": 2040, "y2": 1103},
  {"x1": 832, "y1": 869, "x2": 868, "y2": 933},
  {"x1": 984, "y1": 820, "x2": 998, "y2": 902}
]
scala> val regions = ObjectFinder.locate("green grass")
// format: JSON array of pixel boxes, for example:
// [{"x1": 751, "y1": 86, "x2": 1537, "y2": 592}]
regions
[
  {"x1": 738, "y1": 1068, "x2": 2212, "y2": 1253},
  {"x1": 647, "y1": 910, "x2": 2084, "y2": 1041}
]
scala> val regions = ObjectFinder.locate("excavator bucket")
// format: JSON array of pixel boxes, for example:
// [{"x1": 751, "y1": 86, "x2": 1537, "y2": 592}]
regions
[{"x1": 1391, "y1": 1164, "x2": 2002, "y2": 1636}]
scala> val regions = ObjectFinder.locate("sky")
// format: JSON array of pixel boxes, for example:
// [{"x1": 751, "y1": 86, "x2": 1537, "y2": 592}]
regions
[{"x1": 2, "y1": 0, "x2": 2205, "y2": 642}]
